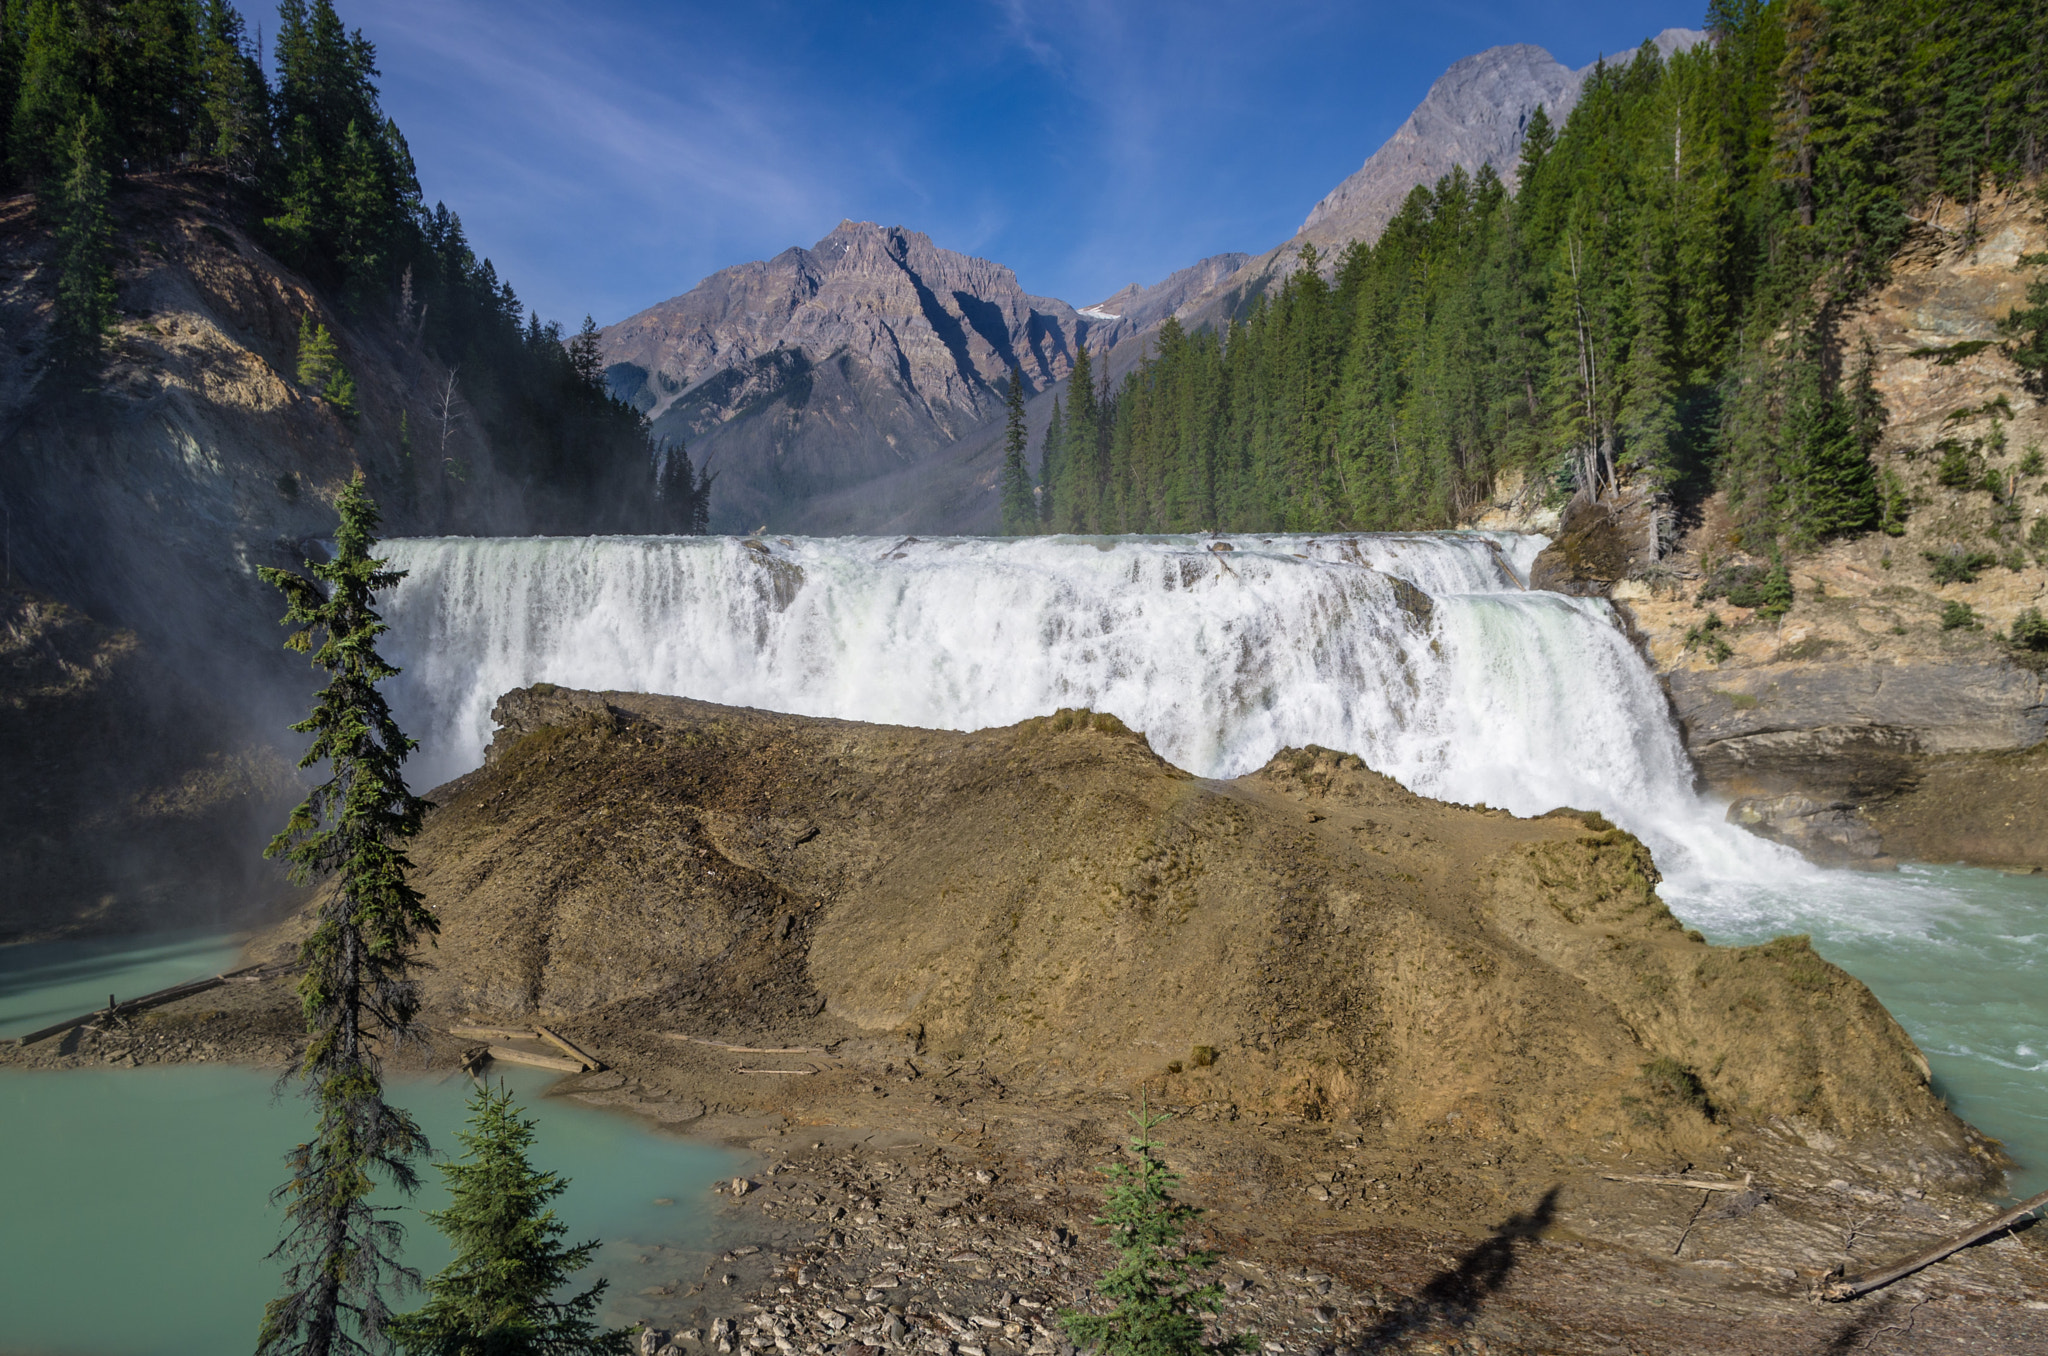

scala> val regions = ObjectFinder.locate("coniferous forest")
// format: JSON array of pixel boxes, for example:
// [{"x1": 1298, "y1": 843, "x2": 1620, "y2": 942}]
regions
[
  {"x1": 1032, "y1": 0, "x2": 2048, "y2": 549},
  {"x1": 3, "y1": 0, "x2": 712, "y2": 531}
]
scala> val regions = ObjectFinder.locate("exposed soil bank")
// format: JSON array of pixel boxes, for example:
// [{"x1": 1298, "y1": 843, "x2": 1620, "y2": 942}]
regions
[{"x1": 13, "y1": 688, "x2": 2038, "y2": 1352}]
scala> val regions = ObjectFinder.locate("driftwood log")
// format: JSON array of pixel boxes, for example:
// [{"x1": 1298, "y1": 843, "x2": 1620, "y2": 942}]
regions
[
  {"x1": 533, "y1": 1024, "x2": 604, "y2": 1071},
  {"x1": 485, "y1": 1044, "x2": 584, "y2": 1073},
  {"x1": 1818, "y1": 1186, "x2": 2048, "y2": 1302}
]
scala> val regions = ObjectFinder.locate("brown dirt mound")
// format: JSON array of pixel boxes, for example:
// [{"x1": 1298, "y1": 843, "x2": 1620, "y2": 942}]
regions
[{"x1": 370, "y1": 685, "x2": 1983, "y2": 1185}]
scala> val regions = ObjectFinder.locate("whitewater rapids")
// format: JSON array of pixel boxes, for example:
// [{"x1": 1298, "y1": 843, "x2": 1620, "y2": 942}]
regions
[{"x1": 379, "y1": 531, "x2": 1803, "y2": 896}]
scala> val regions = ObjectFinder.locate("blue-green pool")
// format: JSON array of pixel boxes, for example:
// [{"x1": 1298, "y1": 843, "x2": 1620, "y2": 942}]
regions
[{"x1": 1, "y1": 939, "x2": 748, "y2": 1356}]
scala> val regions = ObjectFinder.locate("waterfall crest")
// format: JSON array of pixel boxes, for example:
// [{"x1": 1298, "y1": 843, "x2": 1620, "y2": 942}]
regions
[{"x1": 381, "y1": 532, "x2": 1802, "y2": 890}]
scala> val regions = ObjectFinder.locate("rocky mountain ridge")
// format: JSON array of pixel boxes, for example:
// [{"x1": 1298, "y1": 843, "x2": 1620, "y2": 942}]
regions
[{"x1": 601, "y1": 220, "x2": 1249, "y2": 532}]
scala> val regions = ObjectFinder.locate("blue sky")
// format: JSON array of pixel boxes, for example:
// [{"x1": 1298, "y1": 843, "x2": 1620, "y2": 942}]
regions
[{"x1": 340, "y1": 0, "x2": 1702, "y2": 327}]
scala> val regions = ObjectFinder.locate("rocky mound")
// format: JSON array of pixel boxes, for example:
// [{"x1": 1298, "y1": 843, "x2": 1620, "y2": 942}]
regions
[{"x1": 388, "y1": 686, "x2": 1982, "y2": 1186}]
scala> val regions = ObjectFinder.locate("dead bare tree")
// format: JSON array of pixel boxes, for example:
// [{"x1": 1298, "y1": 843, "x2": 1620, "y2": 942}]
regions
[{"x1": 433, "y1": 367, "x2": 467, "y2": 481}]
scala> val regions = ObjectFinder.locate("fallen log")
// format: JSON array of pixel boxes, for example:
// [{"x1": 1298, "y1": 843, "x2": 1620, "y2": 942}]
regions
[
  {"x1": 533, "y1": 1024, "x2": 604, "y2": 1071},
  {"x1": 1602, "y1": 1174, "x2": 1754, "y2": 1191},
  {"x1": 737, "y1": 1067, "x2": 815, "y2": 1075},
  {"x1": 660, "y1": 1035, "x2": 832, "y2": 1053},
  {"x1": 449, "y1": 1024, "x2": 539, "y2": 1041},
  {"x1": 1818, "y1": 1186, "x2": 2048, "y2": 1302},
  {"x1": 485, "y1": 1045, "x2": 585, "y2": 1073},
  {"x1": 12, "y1": 963, "x2": 269, "y2": 1046}
]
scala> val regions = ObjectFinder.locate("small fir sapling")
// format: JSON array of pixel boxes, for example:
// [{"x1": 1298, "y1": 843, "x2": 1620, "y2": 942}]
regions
[
  {"x1": 1061, "y1": 1098, "x2": 1252, "y2": 1356},
  {"x1": 391, "y1": 1084, "x2": 632, "y2": 1356}
]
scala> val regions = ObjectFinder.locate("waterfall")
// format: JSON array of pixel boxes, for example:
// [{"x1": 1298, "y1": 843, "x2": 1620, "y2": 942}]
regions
[{"x1": 379, "y1": 531, "x2": 1805, "y2": 894}]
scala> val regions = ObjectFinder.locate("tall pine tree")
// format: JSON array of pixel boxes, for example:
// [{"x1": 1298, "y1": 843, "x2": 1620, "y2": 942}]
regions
[{"x1": 257, "y1": 472, "x2": 439, "y2": 1356}]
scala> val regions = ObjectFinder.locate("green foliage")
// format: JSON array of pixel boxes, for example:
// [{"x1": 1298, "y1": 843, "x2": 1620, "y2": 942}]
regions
[
  {"x1": 1878, "y1": 466, "x2": 1910, "y2": 536},
  {"x1": 1754, "y1": 558, "x2": 1793, "y2": 621},
  {"x1": 1061, "y1": 1101, "x2": 1251, "y2": 1356},
  {"x1": 1682, "y1": 610, "x2": 1733, "y2": 663},
  {"x1": 2003, "y1": 252, "x2": 2048, "y2": 397},
  {"x1": 2019, "y1": 444, "x2": 2045, "y2": 477},
  {"x1": 1926, "y1": 547, "x2": 1997, "y2": 584},
  {"x1": 1934, "y1": 439, "x2": 1976, "y2": 489},
  {"x1": 2011, "y1": 607, "x2": 2048, "y2": 652},
  {"x1": 1698, "y1": 559, "x2": 1791, "y2": 618},
  {"x1": 1940, "y1": 600, "x2": 1977, "y2": 631},
  {"x1": 48, "y1": 108, "x2": 114, "y2": 368},
  {"x1": 256, "y1": 472, "x2": 438, "y2": 1356},
  {"x1": 391, "y1": 1084, "x2": 632, "y2": 1356},
  {"x1": 0, "y1": 0, "x2": 700, "y2": 531},
  {"x1": 999, "y1": 367, "x2": 1035, "y2": 535},
  {"x1": 295, "y1": 314, "x2": 357, "y2": 416},
  {"x1": 1061, "y1": 3, "x2": 2043, "y2": 541},
  {"x1": 1638, "y1": 1057, "x2": 1714, "y2": 1119},
  {"x1": 2029, "y1": 516, "x2": 2048, "y2": 562}
]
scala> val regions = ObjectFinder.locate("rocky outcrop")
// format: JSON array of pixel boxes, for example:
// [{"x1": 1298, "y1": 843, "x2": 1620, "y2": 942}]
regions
[
  {"x1": 1527, "y1": 491, "x2": 1658, "y2": 594},
  {"x1": 0, "y1": 585, "x2": 298, "y2": 941},
  {"x1": 395, "y1": 686, "x2": 1972, "y2": 1180},
  {"x1": 0, "y1": 169, "x2": 654, "y2": 938}
]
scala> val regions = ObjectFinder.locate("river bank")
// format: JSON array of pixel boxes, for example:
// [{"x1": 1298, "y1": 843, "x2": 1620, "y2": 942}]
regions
[{"x1": 9, "y1": 967, "x2": 2048, "y2": 1356}]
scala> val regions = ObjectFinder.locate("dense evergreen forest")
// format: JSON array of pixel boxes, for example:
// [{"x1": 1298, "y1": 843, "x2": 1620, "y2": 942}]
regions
[
  {"x1": 1023, "y1": 0, "x2": 2048, "y2": 548},
  {"x1": 3, "y1": 0, "x2": 711, "y2": 531}
]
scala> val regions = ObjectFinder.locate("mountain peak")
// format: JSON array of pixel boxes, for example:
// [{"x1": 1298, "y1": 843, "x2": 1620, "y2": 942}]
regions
[{"x1": 1298, "y1": 28, "x2": 1707, "y2": 251}]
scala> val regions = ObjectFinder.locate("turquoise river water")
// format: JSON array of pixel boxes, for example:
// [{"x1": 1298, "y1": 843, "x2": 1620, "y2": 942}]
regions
[{"x1": 1, "y1": 936, "x2": 748, "y2": 1356}]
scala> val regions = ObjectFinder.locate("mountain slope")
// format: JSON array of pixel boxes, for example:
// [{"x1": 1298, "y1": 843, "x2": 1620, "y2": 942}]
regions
[{"x1": 1298, "y1": 29, "x2": 1705, "y2": 257}]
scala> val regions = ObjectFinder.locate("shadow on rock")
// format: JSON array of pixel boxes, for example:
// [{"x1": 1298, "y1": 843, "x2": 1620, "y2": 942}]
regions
[{"x1": 1360, "y1": 1187, "x2": 1558, "y2": 1351}]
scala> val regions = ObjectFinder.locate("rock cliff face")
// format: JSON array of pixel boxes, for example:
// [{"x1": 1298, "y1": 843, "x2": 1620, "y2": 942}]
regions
[
  {"x1": 0, "y1": 170, "x2": 640, "y2": 938},
  {"x1": 1608, "y1": 187, "x2": 2048, "y2": 870}
]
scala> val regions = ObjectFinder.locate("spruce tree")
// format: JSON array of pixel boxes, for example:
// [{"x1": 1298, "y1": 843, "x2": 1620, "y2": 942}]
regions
[
  {"x1": 391, "y1": 1084, "x2": 632, "y2": 1356},
  {"x1": 999, "y1": 367, "x2": 1035, "y2": 534},
  {"x1": 1057, "y1": 343, "x2": 1099, "y2": 533},
  {"x1": 298, "y1": 313, "x2": 339, "y2": 390},
  {"x1": 257, "y1": 471, "x2": 439, "y2": 1356},
  {"x1": 568, "y1": 315, "x2": 605, "y2": 392},
  {"x1": 1061, "y1": 1100, "x2": 1250, "y2": 1356},
  {"x1": 49, "y1": 110, "x2": 115, "y2": 369},
  {"x1": 1037, "y1": 396, "x2": 1064, "y2": 526}
]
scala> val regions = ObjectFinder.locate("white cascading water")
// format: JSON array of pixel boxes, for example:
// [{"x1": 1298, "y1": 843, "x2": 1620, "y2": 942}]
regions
[{"x1": 378, "y1": 531, "x2": 1806, "y2": 896}]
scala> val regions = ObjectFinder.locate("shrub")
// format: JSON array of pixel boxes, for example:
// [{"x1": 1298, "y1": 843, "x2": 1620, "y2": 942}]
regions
[
  {"x1": 2011, "y1": 608, "x2": 2048, "y2": 651},
  {"x1": 2020, "y1": 444, "x2": 2046, "y2": 477},
  {"x1": 1926, "y1": 548, "x2": 1998, "y2": 584},
  {"x1": 1878, "y1": 467, "x2": 1911, "y2": 536},
  {"x1": 1638, "y1": 1057, "x2": 1714, "y2": 1119},
  {"x1": 1698, "y1": 560, "x2": 1791, "y2": 617},
  {"x1": 2029, "y1": 517, "x2": 2048, "y2": 562},
  {"x1": 1940, "y1": 600, "x2": 1978, "y2": 631},
  {"x1": 1935, "y1": 439, "x2": 1977, "y2": 489},
  {"x1": 1683, "y1": 611, "x2": 1734, "y2": 663}
]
